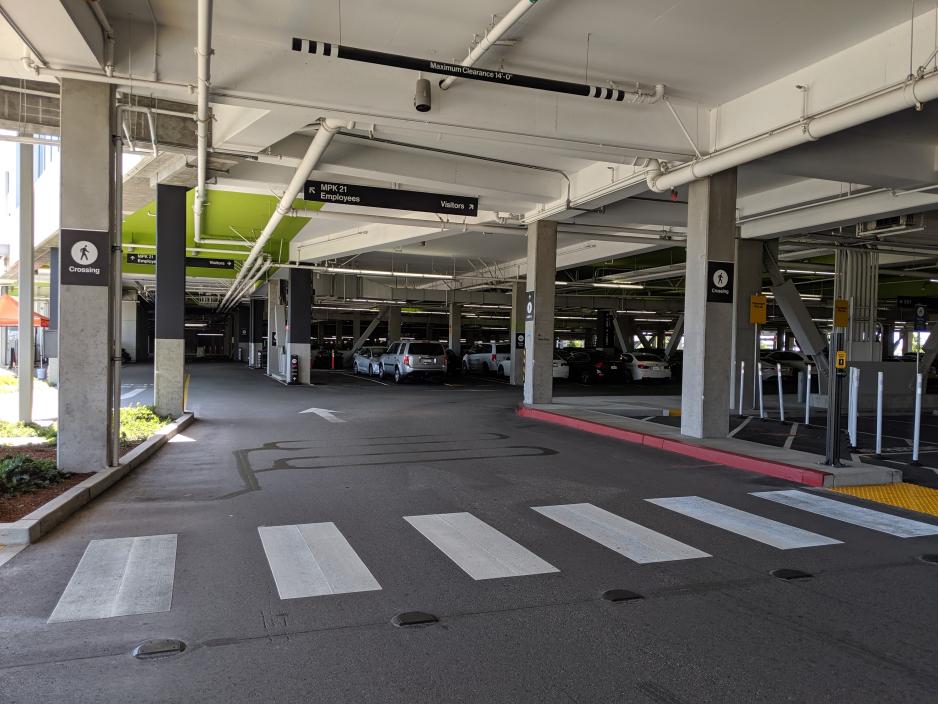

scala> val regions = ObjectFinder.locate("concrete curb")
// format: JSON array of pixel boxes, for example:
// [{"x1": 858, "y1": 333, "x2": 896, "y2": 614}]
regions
[
  {"x1": 517, "y1": 405, "x2": 833, "y2": 487},
  {"x1": 0, "y1": 412, "x2": 195, "y2": 545}
]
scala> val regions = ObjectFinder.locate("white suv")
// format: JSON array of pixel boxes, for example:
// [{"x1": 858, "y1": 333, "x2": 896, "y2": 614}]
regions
[{"x1": 462, "y1": 342, "x2": 511, "y2": 373}]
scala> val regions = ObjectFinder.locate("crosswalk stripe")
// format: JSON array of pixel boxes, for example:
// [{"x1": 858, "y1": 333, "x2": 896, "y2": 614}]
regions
[
  {"x1": 258, "y1": 523, "x2": 381, "y2": 599},
  {"x1": 647, "y1": 496, "x2": 842, "y2": 549},
  {"x1": 752, "y1": 490, "x2": 938, "y2": 538},
  {"x1": 532, "y1": 503, "x2": 710, "y2": 564},
  {"x1": 120, "y1": 388, "x2": 146, "y2": 400},
  {"x1": 404, "y1": 512, "x2": 558, "y2": 580},
  {"x1": 48, "y1": 534, "x2": 177, "y2": 623}
]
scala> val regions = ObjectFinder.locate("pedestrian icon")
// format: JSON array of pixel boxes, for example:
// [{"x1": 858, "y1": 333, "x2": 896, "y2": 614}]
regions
[
  {"x1": 71, "y1": 240, "x2": 99, "y2": 266},
  {"x1": 713, "y1": 269, "x2": 728, "y2": 288}
]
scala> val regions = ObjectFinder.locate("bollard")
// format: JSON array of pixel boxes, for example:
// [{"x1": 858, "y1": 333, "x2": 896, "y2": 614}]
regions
[
  {"x1": 758, "y1": 365, "x2": 765, "y2": 419},
  {"x1": 875, "y1": 370, "x2": 884, "y2": 457},
  {"x1": 847, "y1": 367, "x2": 859, "y2": 449},
  {"x1": 912, "y1": 372, "x2": 923, "y2": 465},
  {"x1": 805, "y1": 365, "x2": 812, "y2": 426},
  {"x1": 738, "y1": 361, "x2": 745, "y2": 416},
  {"x1": 776, "y1": 363, "x2": 785, "y2": 422},
  {"x1": 331, "y1": 349, "x2": 335, "y2": 370}
]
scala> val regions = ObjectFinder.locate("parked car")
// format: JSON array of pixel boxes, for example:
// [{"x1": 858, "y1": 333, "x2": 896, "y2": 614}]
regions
[
  {"x1": 379, "y1": 340, "x2": 447, "y2": 383},
  {"x1": 620, "y1": 352, "x2": 672, "y2": 382},
  {"x1": 352, "y1": 346, "x2": 385, "y2": 375},
  {"x1": 763, "y1": 350, "x2": 809, "y2": 373},
  {"x1": 311, "y1": 347, "x2": 335, "y2": 369},
  {"x1": 498, "y1": 352, "x2": 569, "y2": 380},
  {"x1": 463, "y1": 342, "x2": 511, "y2": 373},
  {"x1": 666, "y1": 349, "x2": 683, "y2": 379},
  {"x1": 566, "y1": 349, "x2": 629, "y2": 384},
  {"x1": 759, "y1": 350, "x2": 799, "y2": 383}
]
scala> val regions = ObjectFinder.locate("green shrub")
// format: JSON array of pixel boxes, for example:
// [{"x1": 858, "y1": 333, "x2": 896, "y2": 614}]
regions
[
  {"x1": 120, "y1": 404, "x2": 173, "y2": 444},
  {"x1": 0, "y1": 455, "x2": 69, "y2": 497},
  {"x1": 0, "y1": 420, "x2": 57, "y2": 442},
  {"x1": 0, "y1": 375, "x2": 16, "y2": 393}
]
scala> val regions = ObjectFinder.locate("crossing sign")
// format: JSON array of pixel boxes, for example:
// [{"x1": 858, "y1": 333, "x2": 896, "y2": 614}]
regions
[
  {"x1": 60, "y1": 229, "x2": 109, "y2": 286},
  {"x1": 835, "y1": 351, "x2": 847, "y2": 369}
]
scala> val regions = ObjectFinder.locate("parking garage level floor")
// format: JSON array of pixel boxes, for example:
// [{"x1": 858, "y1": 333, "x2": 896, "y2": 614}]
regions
[{"x1": 2, "y1": 363, "x2": 938, "y2": 703}]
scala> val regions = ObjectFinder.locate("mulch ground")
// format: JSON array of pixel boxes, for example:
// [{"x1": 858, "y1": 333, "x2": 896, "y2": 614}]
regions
[{"x1": 0, "y1": 473, "x2": 93, "y2": 523}]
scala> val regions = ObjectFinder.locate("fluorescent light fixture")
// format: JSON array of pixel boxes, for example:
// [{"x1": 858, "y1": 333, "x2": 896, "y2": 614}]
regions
[
  {"x1": 764, "y1": 292, "x2": 822, "y2": 301},
  {"x1": 635, "y1": 318, "x2": 674, "y2": 322},
  {"x1": 930, "y1": 279, "x2": 938, "y2": 283},
  {"x1": 197, "y1": 332, "x2": 223, "y2": 336},
  {"x1": 556, "y1": 315, "x2": 594, "y2": 320},
  {"x1": 320, "y1": 266, "x2": 452, "y2": 280},
  {"x1": 464, "y1": 304, "x2": 512, "y2": 310},
  {"x1": 185, "y1": 322, "x2": 207, "y2": 328},
  {"x1": 616, "y1": 310, "x2": 657, "y2": 314},
  {"x1": 593, "y1": 283, "x2": 644, "y2": 289},
  {"x1": 781, "y1": 268, "x2": 824, "y2": 275}
]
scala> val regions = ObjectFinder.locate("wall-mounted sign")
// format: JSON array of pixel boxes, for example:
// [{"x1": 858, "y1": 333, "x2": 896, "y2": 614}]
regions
[
  {"x1": 304, "y1": 180, "x2": 478, "y2": 216},
  {"x1": 524, "y1": 292, "x2": 535, "y2": 322},
  {"x1": 914, "y1": 304, "x2": 928, "y2": 332},
  {"x1": 835, "y1": 350, "x2": 847, "y2": 369},
  {"x1": 61, "y1": 229, "x2": 109, "y2": 286},
  {"x1": 515, "y1": 332, "x2": 525, "y2": 349},
  {"x1": 706, "y1": 261, "x2": 734, "y2": 303},
  {"x1": 749, "y1": 294, "x2": 767, "y2": 325},
  {"x1": 127, "y1": 253, "x2": 235, "y2": 269},
  {"x1": 833, "y1": 299, "x2": 850, "y2": 328}
]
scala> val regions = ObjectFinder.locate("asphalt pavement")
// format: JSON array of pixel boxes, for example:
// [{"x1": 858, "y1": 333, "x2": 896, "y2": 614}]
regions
[{"x1": 2, "y1": 363, "x2": 938, "y2": 703}]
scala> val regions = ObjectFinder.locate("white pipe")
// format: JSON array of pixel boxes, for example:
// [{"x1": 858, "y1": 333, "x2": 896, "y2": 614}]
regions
[
  {"x1": 21, "y1": 57, "x2": 191, "y2": 93},
  {"x1": 193, "y1": 0, "x2": 213, "y2": 243},
  {"x1": 290, "y1": 207, "x2": 524, "y2": 235},
  {"x1": 805, "y1": 364, "x2": 812, "y2": 425},
  {"x1": 17, "y1": 143, "x2": 33, "y2": 423},
  {"x1": 439, "y1": 0, "x2": 540, "y2": 91},
  {"x1": 912, "y1": 372, "x2": 923, "y2": 464},
  {"x1": 647, "y1": 71, "x2": 938, "y2": 192},
  {"x1": 738, "y1": 361, "x2": 745, "y2": 414},
  {"x1": 776, "y1": 362, "x2": 785, "y2": 422},
  {"x1": 218, "y1": 118, "x2": 346, "y2": 311},
  {"x1": 118, "y1": 105, "x2": 158, "y2": 157},
  {"x1": 875, "y1": 370, "x2": 884, "y2": 456},
  {"x1": 87, "y1": 0, "x2": 116, "y2": 76},
  {"x1": 221, "y1": 257, "x2": 271, "y2": 311}
]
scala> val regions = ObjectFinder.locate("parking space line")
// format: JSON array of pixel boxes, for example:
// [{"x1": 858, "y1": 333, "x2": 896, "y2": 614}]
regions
[
  {"x1": 120, "y1": 387, "x2": 146, "y2": 400},
  {"x1": 728, "y1": 417, "x2": 752, "y2": 438},
  {"x1": 49, "y1": 535, "x2": 177, "y2": 623},
  {"x1": 405, "y1": 512, "x2": 558, "y2": 580},
  {"x1": 753, "y1": 490, "x2": 938, "y2": 537},
  {"x1": 647, "y1": 496, "x2": 841, "y2": 549},
  {"x1": 338, "y1": 372, "x2": 389, "y2": 386},
  {"x1": 532, "y1": 503, "x2": 710, "y2": 564},
  {"x1": 782, "y1": 422, "x2": 799, "y2": 450},
  {"x1": 259, "y1": 523, "x2": 381, "y2": 599}
]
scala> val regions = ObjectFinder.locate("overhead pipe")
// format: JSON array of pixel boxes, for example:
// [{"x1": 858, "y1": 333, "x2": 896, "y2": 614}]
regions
[
  {"x1": 291, "y1": 37, "x2": 664, "y2": 104},
  {"x1": 647, "y1": 70, "x2": 938, "y2": 192},
  {"x1": 87, "y1": 1, "x2": 116, "y2": 76},
  {"x1": 289, "y1": 206, "x2": 525, "y2": 235},
  {"x1": 217, "y1": 118, "x2": 347, "y2": 311},
  {"x1": 220, "y1": 257, "x2": 271, "y2": 312},
  {"x1": 439, "y1": 0, "x2": 540, "y2": 91},
  {"x1": 193, "y1": 0, "x2": 213, "y2": 244}
]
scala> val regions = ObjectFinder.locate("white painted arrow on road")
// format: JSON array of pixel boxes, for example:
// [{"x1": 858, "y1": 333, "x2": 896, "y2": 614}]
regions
[{"x1": 300, "y1": 407, "x2": 345, "y2": 423}]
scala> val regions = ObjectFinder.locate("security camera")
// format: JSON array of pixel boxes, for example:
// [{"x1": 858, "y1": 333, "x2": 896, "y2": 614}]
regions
[{"x1": 414, "y1": 77, "x2": 431, "y2": 113}]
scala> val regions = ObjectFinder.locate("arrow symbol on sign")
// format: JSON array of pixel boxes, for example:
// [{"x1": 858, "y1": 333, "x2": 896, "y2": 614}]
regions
[{"x1": 300, "y1": 407, "x2": 345, "y2": 423}]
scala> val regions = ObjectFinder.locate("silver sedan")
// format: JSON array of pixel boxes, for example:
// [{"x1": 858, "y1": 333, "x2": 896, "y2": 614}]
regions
[{"x1": 352, "y1": 346, "x2": 385, "y2": 375}]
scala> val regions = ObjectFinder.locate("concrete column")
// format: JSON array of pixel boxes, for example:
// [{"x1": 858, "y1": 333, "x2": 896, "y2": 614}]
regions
[
  {"x1": 286, "y1": 268, "x2": 311, "y2": 383},
  {"x1": 523, "y1": 221, "x2": 557, "y2": 405},
  {"x1": 235, "y1": 304, "x2": 250, "y2": 362},
  {"x1": 121, "y1": 296, "x2": 139, "y2": 361},
  {"x1": 17, "y1": 143, "x2": 34, "y2": 422},
  {"x1": 448, "y1": 302, "x2": 462, "y2": 351},
  {"x1": 46, "y1": 247, "x2": 59, "y2": 385},
  {"x1": 731, "y1": 239, "x2": 763, "y2": 410},
  {"x1": 249, "y1": 298, "x2": 265, "y2": 366},
  {"x1": 510, "y1": 282, "x2": 525, "y2": 386},
  {"x1": 352, "y1": 312, "x2": 361, "y2": 342},
  {"x1": 57, "y1": 79, "x2": 116, "y2": 472},
  {"x1": 681, "y1": 169, "x2": 737, "y2": 439},
  {"x1": 153, "y1": 184, "x2": 187, "y2": 417},
  {"x1": 267, "y1": 282, "x2": 287, "y2": 377},
  {"x1": 387, "y1": 306, "x2": 402, "y2": 341}
]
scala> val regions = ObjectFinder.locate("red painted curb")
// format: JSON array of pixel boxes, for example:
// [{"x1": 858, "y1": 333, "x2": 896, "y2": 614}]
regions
[{"x1": 517, "y1": 406, "x2": 830, "y2": 487}]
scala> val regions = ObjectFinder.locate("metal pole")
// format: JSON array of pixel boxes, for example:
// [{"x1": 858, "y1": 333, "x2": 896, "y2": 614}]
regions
[
  {"x1": 752, "y1": 323, "x2": 759, "y2": 409},
  {"x1": 758, "y1": 363, "x2": 765, "y2": 419},
  {"x1": 875, "y1": 370, "x2": 884, "y2": 457},
  {"x1": 847, "y1": 367, "x2": 859, "y2": 449},
  {"x1": 912, "y1": 372, "x2": 923, "y2": 465},
  {"x1": 825, "y1": 331, "x2": 844, "y2": 467},
  {"x1": 805, "y1": 364, "x2": 812, "y2": 425},
  {"x1": 17, "y1": 143, "x2": 34, "y2": 423},
  {"x1": 738, "y1": 360, "x2": 745, "y2": 416},
  {"x1": 776, "y1": 362, "x2": 785, "y2": 422}
]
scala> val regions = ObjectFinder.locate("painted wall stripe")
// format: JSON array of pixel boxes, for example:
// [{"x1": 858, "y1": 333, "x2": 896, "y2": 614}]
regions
[
  {"x1": 404, "y1": 512, "x2": 558, "y2": 580},
  {"x1": 647, "y1": 496, "x2": 842, "y2": 549},
  {"x1": 753, "y1": 490, "x2": 938, "y2": 538},
  {"x1": 259, "y1": 523, "x2": 381, "y2": 600},
  {"x1": 532, "y1": 503, "x2": 710, "y2": 563},
  {"x1": 49, "y1": 535, "x2": 177, "y2": 623}
]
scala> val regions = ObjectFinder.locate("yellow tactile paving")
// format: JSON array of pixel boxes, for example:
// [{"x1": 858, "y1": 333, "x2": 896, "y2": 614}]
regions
[{"x1": 830, "y1": 483, "x2": 938, "y2": 519}]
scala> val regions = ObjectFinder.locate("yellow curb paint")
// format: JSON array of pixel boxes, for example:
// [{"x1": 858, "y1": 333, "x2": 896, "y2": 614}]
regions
[{"x1": 830, "y1": 483, "x2": 938, "y2": 519}]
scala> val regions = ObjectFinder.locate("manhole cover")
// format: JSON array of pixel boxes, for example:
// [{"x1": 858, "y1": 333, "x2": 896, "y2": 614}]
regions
[
  {"x1": 601, "y1": 589, "x2": 644, "y2": 603},
  {"x1": 392, "y1": 611, "x2": 439, "y2": 628},
  {"x1": 918, "y1": 554, "x2": 938, "y2": 565},
  {"x1": 132, "y1": 639, "x2": 187, "y2": 659},
  {"x1": 770, "y1": 568, "x2": 813, "y2": 581}
]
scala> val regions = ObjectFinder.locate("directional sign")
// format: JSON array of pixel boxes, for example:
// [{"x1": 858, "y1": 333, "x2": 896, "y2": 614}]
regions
[
  {"x1": 304, "y1": 180, "x2": 478, "y2": 216},
  {"x1": 706, "y1": 261, "x2": 734, "y2": 303},
  {"x1": 61, "y1": 229, "x2": 109, "y2": 286},
  {"x1": 126, "y1": 253, "x2": 235, "y2": 269}
]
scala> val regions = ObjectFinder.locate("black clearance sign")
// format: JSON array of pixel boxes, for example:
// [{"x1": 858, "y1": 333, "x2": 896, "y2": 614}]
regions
[
  {"x1": 304, "y1": 180, "x2": 478, "y2": 216},
  {"x1": 524, "y1": 292, "x2": 535, "y2": 322},
  {"x1": 706, "y1": 261, "x2": 734, "y2": 303},
  {"x1": 127, "y1": 253, "x2": 234, "y2": 269},
  {"x1": 515, "y1": 332, "x2": 525, "y2": 349},
  {"x1": 61, "y1": 229, "x2": 109, "y2": 286}
]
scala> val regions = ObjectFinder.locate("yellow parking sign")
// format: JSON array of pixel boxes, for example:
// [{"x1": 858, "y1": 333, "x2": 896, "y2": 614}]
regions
[
  {"x1": 749, "y1": 295, "x2": 767, "y2": 325},
  {"x1": 835, "y1": 351, "x2": 847, "y2": 369},
  {"x1": 834, "y1": 299, "x2": 849, "y2": 328}
]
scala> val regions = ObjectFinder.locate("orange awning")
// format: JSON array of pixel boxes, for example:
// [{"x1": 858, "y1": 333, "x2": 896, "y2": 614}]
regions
[{"x1": 0, "y1": 294, "x2": 49, "y2": 328}]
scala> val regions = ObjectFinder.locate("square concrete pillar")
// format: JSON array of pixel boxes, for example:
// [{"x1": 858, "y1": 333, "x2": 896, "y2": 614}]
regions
[
  {"x1": 286, "y1": 268, "x2": 311, "y2": 383},
  {"x1": 523, "y1": 221, "x2": 557, "y2": 405},
  {"x1": 153, "y1": 184, "x2": 187, "y2": 417},
  {"x1": 249, "y1": 298, "x2": 265, "y2": 367},
  {"x1": 45, "y1": 247, "x2": 60, "y2": 385},
  {"x1": 57, "y1": 79, "x2": 117, "y2": 472},
  {"x1": 681, "y1": 169, "x2": 738, "y2": 439},
  {"x1": 448, "y1": 303, "x2": 462, "y2": 352},
  {"x1": 387, "y1": 306, "x2": 402, "y2": 341},
  {"x1": 510, "y1": 282, "x2": 525, "y2": 386},
  {"x1": 731, "y1": 239, "x2": 764, "y2": 410},
  {"x1": 267, "y1": 286, "x2": 285, "y2": 377}
]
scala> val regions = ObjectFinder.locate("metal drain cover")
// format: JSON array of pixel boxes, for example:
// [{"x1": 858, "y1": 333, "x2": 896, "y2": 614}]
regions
[
  {"x1": 918, "y1": 554, "x2": 938, "y2": 565},
  {"x1": 132, "y1": 639, "x2": 187, "y2": 659},
  {"x1": 601, "y1": 589, "x2": 644, "y2": 603},
  {"x1": 770, "y1": 568, "x2": 813, "y2": 581},
  {"x1": 392, "y1": 611, "x2": 439, "y2": 628}
]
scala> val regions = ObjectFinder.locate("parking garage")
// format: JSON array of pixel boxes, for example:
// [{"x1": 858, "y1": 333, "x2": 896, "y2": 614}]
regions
[{"x1": 3, "y1": 1, "x2": 938, "y2": 701}]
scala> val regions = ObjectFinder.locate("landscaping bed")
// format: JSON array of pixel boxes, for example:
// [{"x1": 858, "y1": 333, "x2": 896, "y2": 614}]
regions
[{"x1": 0, "y1": 473, "x2": 92, "y2": 522}]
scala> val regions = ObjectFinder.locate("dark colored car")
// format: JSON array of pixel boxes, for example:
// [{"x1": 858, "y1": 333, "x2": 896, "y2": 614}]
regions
[
  {"x1": 565, "y1": 349, "x2": 629, "y2": 385},
  {"x1": 444, "y1": 348, "x2": 462, "y2": 377}
]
